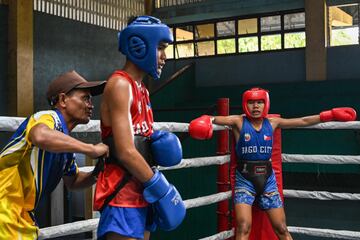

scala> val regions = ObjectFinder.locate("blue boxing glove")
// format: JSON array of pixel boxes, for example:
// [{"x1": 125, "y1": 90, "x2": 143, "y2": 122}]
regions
[
  {"x1": 150, "y1": 130, "x2": 182, "y2": 167},
  {"x1": 143, "y1": 170, "x2": 186, "y2": 231}
]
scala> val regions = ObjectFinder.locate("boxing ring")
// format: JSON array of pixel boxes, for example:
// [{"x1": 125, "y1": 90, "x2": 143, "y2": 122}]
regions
[{"x1": 0, "y1": 117, "x2": 360, "y2": 240}]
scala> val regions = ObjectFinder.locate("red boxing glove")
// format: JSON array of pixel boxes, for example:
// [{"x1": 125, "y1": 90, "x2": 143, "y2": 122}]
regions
[
  {"x1": 188, "y1": 115, "x2": 213, "y2": 140},
  {"x1": 320, "y1": 107, "x2": 357, "y2": 122}
]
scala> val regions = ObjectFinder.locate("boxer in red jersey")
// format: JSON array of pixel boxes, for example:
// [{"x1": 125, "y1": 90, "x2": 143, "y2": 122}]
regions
[{"x1": 94, "y1": 16, "x2": 185, "y2": 240}]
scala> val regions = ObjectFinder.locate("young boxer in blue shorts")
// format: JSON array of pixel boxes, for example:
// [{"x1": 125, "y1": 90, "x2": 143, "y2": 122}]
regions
[{"x1": 189, "y1": 87, "x2": 356, "y2": 240}]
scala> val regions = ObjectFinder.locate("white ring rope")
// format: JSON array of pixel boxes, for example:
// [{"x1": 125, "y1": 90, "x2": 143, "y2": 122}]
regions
[
  {"x1": 202, "y1": 226, "x2": 360, "y2": 240},
  {"x1": 184, "y1": 191, "x2": 232, "y2": 209},
  {"x1": 1, "y1": 117, "x2": 358, "y2": 239},
  {"x1": 282, "y1": 154, "x2": 360, "y2": 164},
  {"x1": 284, "y1": 189, "x2": 360, "y2": 201},
  {"x1": 198, "y1": 228, "x2": 235, "y2": 240},
  {"x1": 39, "y1": 218, "x2": 99, "y2": 240},
  {"x1": 0, "y1": 117, "x2": 227, "y2": 132},
  {"x1": 159, "y1": 155, "x2": 230, "y2": 170},
  {"x1": 288, "y1": 226, "x2": 360, "y2": 239},
  {"x1": 300, "y1": 121, "x2": 360, "y2": 130},
  {"x1": 5, "y1": 117, "x2": 359, "y2": 132}
]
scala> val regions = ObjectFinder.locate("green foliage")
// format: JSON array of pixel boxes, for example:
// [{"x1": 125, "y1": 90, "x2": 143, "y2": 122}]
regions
[
  {"x1": 238, "y1": 37, "x2": 258, "y2": 52},
  {"x1": 285, "y1": 32, "x2": 306, "y2": 48},
  {"x1": 217, "y1": 39, "x2": 235, "y2": 54},
  {"x1": 261, "y1": 34, "x2": 281, "y2": 50}
]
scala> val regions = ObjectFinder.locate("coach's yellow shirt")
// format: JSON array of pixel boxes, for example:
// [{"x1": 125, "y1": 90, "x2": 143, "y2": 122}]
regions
[{"x1": 0, "y1": 110, "x2": 78, "y2": 240}]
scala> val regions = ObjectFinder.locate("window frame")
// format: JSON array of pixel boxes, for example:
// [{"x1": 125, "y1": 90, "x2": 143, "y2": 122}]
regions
[{"x1": 168, "y1": 9, "x2": 306, "y2": 60}]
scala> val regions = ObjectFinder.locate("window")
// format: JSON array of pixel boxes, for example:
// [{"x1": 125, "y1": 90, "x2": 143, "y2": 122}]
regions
[
  {"x1": 216, "y1": 21, "x2": 236, "y2": 54},
  {"x1": 169, "y1": 10, "x2": 305, "y2": 59},
  {"x1": 196, "y1": 41, "x2": 215, "y2": 56},
  {"x1": 165, "y1": 44, "x2": 174, "y2": 59},
  {"x1": 176, "y1": 43, "x2": 194, "y2": 58},
  {"x1": 195, "y1": 23, "x2": 215, "y2": 56},
  {"x1": 284, "y1": 12, "x2": 305, "y2": 30},
  {"x1": 284, "y1": 32, "x2": 306, "y2": 49},
  {"x1": 284, "y1": 12, "x2": 306, "y2": 48},
  {"x1": 238, "y1": 18, "x2": 259, "y2": 53},
  {"x1": 239, "y1": 37, "x2": 259, "y2": 53},
  {"x1": 175, "y1": 26, "x2": 194, "y2": 58},
  {"x1": 328, "y1": 3, "x2": 359, "y2": 46},
  {"x1": 261, "y1": 34, "x2": 282, "y2": 51},
  {"x1": 217, "y1": 39, "x2": 236, "y2": 54},
  {"x1": 195, "y1": 23, "x2": 214, "y2": 40},
  {"x1": 238, "y1": 18, "x2": 258, "y2": 34},
  {"x1": 261, "y1": 15, "x2": 281, "y2": 32},
  {"x1": 176, "y1": 26, "x2": 194, "y2": 41}
]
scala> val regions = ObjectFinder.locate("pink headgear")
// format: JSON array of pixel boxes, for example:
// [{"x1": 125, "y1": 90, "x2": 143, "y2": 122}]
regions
[{"x1": 242, "y1": 87, "x2": 270, "y2": 118}]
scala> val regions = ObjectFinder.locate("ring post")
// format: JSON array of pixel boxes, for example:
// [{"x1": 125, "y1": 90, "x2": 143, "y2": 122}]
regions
[{"x1": 216, "y1": 98, "x2": 230, "y2": 233}]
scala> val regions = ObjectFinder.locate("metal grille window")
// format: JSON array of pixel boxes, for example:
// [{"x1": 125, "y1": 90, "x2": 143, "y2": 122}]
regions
[
  {"x1": 154, "y1": 0, "x2": 206, "y2": 8},
  {"x1": 32, "y1": 0, "x2": 144, "y2": 30}
]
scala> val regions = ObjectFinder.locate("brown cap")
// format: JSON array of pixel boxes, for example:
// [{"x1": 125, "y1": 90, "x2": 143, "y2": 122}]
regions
[{"x1": 46, "y1": 70, "x2": 106, "y2": 106}]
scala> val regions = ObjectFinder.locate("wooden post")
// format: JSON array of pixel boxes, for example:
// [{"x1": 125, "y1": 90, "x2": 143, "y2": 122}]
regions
[
  {"x1": 144, "y1": 0, "x2": 153, "y2": 15},
  {"x1": 8, "y1": 0, "x2": 34, "y2": 116},
  {"x1": 305, "y1": 0, "x2": 327, "y2": 81}
]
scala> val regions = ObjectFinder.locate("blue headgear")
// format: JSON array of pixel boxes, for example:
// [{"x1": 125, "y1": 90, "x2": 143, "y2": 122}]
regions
[{"x1": 118, "y1": 16, "x2": 173, "y2": 79}]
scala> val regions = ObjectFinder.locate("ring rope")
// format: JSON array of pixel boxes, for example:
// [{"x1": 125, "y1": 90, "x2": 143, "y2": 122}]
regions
[
  {"x1": 300, "y1": 121, "x2": 360, "y2": 130},
  {"x1": 3, "y1": 117, "x2": 360, "y2": 132},
  {"x1": 198, "y1": 228, "x2": 235, "y2": 240},
  {"x1": 287, "y1": 226, "x2": 360, "y2": 239},
  {"x1": 282, "y1": 154, "x2": 360, "y2": 164},
  {"x1": 284, "y1": 189, "x2": 360, "y2": 201},
  {"x1": 159, "y1": 155, "x2": 230, "y2": 170},
  {"x1": 0, "y1": 117, "x2": 227, "y2": 132},
  {"x1": 203, "y1": 226, "x2": 360, "y2": 240},
  {"x1": 39, "y1": 219, "x2": 99, "y2": 240}
]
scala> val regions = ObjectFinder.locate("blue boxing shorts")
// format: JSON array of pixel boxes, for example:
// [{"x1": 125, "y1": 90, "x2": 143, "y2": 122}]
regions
[
  {"x1": 97, "y1": 205, "x2": 155, "y2": 239},
  {"x1": 233, "y1": 170, "x2": 283, "y2": 210}
]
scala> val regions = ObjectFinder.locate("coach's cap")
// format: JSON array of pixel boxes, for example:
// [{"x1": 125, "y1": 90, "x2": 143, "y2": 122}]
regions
[{"x1": 46, "y1": 70, "x2": 106, "y2": 106}]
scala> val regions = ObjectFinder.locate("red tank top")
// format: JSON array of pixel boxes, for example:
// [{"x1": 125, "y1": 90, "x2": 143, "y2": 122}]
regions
[{"x1": 94, "y1": 70, "x2": 154, "y2": 209}]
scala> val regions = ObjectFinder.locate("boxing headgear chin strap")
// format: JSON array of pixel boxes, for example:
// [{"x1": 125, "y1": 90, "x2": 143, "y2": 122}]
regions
[
  {"x1": 118, "y1": 16, "x2": 173, "y2": 80},
  {"x1": 242, "y1": 88, "x2": 270, "y2": 119}
]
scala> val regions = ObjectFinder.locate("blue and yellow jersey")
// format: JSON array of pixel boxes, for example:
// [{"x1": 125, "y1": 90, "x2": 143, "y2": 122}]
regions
[{"x1": 0, "y1": 110, "x2": 78, "y2": 240}]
